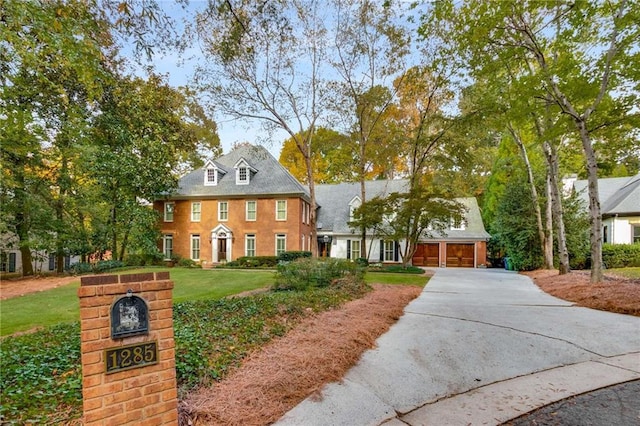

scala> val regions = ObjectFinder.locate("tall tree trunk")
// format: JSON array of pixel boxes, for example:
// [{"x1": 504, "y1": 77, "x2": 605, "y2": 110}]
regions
[
  {"x1": 15, "y1": 168, "x2": 34, "y2": 276},
  {"x1": 543, "y1": 170, "x2": 554, "y2": 269},
  {"x1": 577, "y1": 120, "x2": 603, "y2": 282},
  {"x1": 508, "y1": 124, "x2": 549, "y2": 266},
  {"x1": 542, "y1": 141, "x2": 570, "y2": 274}
]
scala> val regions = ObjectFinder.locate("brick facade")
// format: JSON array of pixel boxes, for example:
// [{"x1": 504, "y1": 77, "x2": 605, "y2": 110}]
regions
[
  {"x1": 78, "y1": 272, "x2": 178, "y2": 425},
  {"x1": 154, "y1": 196, "x2": 313, "y2": 263}
]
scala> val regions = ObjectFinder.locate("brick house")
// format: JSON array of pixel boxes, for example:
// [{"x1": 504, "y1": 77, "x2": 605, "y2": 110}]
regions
[{"x1": 155, "y1": 144, "x2": 490, "y2": 267}]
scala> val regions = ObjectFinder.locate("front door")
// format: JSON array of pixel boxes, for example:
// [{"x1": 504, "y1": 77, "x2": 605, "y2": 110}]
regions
[{"x1": 218, "y1": 236, "x2": 227, "y2": 261}]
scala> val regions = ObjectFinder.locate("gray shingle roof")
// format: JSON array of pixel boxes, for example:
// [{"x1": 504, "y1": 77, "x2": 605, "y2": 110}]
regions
[
  {"x1": 315, "y1": 180, "x2": 490, "y2": 240},
  {"x1": 574, "y1": 173, "x2": 640, "y2": 216},
  {"x1": 172, "y1": 145, "x2": 310, "y2": 199}
]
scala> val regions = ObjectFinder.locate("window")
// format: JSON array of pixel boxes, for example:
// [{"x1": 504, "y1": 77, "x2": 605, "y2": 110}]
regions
[
  {"x1": 349, "y1": 196, "x2": 361, "y2": 221},
  {"x1": 245, "y1": 234, "x2": 256, "y2": 257},
  {"x1": 191, "y1": 235, "x2": 200, "y2": 260},
  {"x1": 218, "y1": 201, "x2": 228, "y2": 221},
  {"x1": 276, "y1": 234, "x2": 287, "y2": 255},
  {"x1": 634, "y1": 226, "x2": 640, "y2": 244},
  {"x1": 1, "y1": 252, "x2": 16, "y2": 273},
  {"x1": 276, "y1": 200, "x2": 287, "y2": 221},
  {"x1": 191, "y1": 202, "x2": 201, "y2": 222},
  {"x1": 246, "y1": 200, "x2": 257, "y2": 221},
  {"x1": 450, "y1": 216, "x2": 466, "y2": 230},
  {"x1": 384, "y1": 241, "x2": 395, "y2": 262},
  {"x1": 163, "y1": 234, "x2": 173, "y2": 259},
  {"x1": 205, "y1": 168, "x2": 217, "y2": 185},
  {"x1": 238, "y1": 166, "x2": 248, "y2": 183},
  {"x1": 164, "y1": 202, "x2": 174, "y2": 222},
  {"x1": 348, "y1": 240, "x2": 361, "y2": 260}
]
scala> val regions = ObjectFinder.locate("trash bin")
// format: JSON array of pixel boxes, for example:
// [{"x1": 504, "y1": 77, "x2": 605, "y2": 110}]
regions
[{"x1": 504, "y1": 257, "x2": 513, "y2": 271}]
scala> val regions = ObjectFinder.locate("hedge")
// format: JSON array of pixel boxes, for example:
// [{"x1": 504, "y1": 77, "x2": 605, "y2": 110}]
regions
[{"x1": 602, "y1": 243, "x2": 640, "y2": 268}]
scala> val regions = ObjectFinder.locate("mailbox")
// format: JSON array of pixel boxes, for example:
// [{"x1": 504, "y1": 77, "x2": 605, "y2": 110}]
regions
[{"x1": 110, "y1": 290, "x2": 149, "y2": 339}]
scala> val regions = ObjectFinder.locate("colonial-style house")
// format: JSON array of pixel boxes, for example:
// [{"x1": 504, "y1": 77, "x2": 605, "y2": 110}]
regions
[
  {"x1": 155, "y1": 144, "x2": 490, "y2": 268},
  {"x1": 574, "y1": 173, "x2": 640, "y2": 244}
]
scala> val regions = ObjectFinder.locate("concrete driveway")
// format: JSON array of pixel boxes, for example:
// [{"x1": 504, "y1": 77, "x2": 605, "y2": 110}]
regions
[{"x1": 276, "y1": 268, "x2": 640, "y2": 425}]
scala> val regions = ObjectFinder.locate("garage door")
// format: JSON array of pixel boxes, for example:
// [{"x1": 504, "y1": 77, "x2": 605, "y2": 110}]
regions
[
  {"x1": 412, "y1": 243, "x2": 439, "y2": 267},
  {"x1": 446, "y1": 243, "x2": 474, "y2": 267}
]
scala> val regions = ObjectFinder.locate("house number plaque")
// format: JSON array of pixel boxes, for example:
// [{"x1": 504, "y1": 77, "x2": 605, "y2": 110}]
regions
[{"x1": 105, "y1": 341, "x2": 158, "y2": 374}]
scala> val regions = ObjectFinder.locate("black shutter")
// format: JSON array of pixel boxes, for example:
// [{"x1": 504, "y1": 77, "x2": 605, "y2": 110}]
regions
[
  {"x1": 347, "y1": 240, "x2": 351, "y2": 259},
  {"x1": 379, "y1": 240, "x2": 384, "y2": 262}
]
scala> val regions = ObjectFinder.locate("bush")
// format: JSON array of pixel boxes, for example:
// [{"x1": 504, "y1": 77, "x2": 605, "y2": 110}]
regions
[
  {"x1": 68, "y1": 262, "x2": 92, "y2": 275},
  {"x1": 67, "y1": 260, "x2": 125, "y2": 275},
  {"x1": 222, "y1": 256, "x2": 279, "y2": 268},
  {"x1": 277, "y1": 251, "x2": 312, "y2": 262},
  {"x1": 273, "y1": 258, "x2": 365, "y2": 291},
  {"x1": 602, "y1": 243, "x2": 640, "y2": 268},
  {"x1": 92, "y1": 260, "x2": 125, "y2": 273},
  {"x1": 377, "y1": 265, "x2": 425, "y2": 274},
  {"x1": 355, "y1": 257, "x2": 369, "y2": 267}
]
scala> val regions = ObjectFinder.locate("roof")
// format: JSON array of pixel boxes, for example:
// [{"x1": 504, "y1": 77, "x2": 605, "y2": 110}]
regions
[
  {"x1": 170, "y1": 145, "x2": 310, "y2": 199},
  {"x1": 314, "y1": 180, "x2": 490, "y2": 240},
  {"x1": 574, "y1": 173, "x2": 640, "y2": 216},
  {"x1": 315, "y1": 180, "x2": 408, "y2": 234}
]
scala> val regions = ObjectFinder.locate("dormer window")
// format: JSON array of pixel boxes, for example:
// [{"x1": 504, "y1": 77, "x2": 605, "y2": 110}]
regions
[
  {"x1": 238, "y1": 166, "x2": 248, "y2": 183},
  {"x1": 204, "y1": 161, "x2": 226, "y2": 186},
  {"x1": 348, "y1": 196, "x2": 362, "y2": 221},
  {"x1": 206, "y1": 168, "x2": 216, "y2": 185},
  {"x1": 234, "y1": 158, "x2": 257, "y2": 185}
]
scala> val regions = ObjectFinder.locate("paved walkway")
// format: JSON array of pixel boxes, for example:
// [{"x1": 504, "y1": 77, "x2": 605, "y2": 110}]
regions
[{"x1": 276, "y1": 268, "x2": 640, "y2": 425}]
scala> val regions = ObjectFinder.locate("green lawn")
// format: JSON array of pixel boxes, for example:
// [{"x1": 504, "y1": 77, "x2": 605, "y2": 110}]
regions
[
  {"x1": 1, "y1": 267, "x2": 428, "y2": 337},
  {"x1": 607, "y1": 267, "x2": 640, "y2": 279},
  {"x1": 365, "y1": 271, "x2": 430, "y2": 286},
  {"x1": 0, "y1": 268, "x2": 276, "y2": 337}
]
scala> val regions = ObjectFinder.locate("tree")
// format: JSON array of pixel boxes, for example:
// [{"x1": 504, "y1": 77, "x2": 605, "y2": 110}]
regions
[
  {"x1": 279, "y1": 128, "x2": 356, "y2": 184},
  {"x1": 193, "y1": 0, "x2": 332, "y2": 255},
  {"x1": 331, "y1": 0, "x2": 411, "y2": 258},
  {"x1": 426, "y1": 0, "x2": 640, "y2": 282},
  {"x1": 351, "y1": 188, "x2": 464, "y2": 267},
  {"x1": 90, "y1": 74, "x2": 219, "y2": 261},
  {"x1": 1, "y1": 0, "x2": 112, "y2": 275}
]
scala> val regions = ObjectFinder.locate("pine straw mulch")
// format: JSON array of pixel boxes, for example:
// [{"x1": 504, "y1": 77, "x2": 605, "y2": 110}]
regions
[
  {"x1": 522, "y1": 269, "x2": 640, "y2": 317},
  {"x1": 178, "y1": 284, "x2": 423, "y2": 426}
]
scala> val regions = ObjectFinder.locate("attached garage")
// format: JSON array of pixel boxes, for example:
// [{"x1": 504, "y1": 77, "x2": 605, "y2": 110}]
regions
[
  {"x1": 446, "y1": 243, "x2": 475, "y2": 268},
  {"x1": 412, "y1": 243, "x2": 439, "y2": 267}
]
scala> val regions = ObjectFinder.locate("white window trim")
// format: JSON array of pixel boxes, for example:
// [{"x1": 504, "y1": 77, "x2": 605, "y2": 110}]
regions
[
  {"x1": 164, "y1": 202, "x2": 175, "y2": 222},
  {"x1": 218, "y1": 201, "x2": 228, "y2": 221},
  {"x1": 350, "y1": 239, "x2": 361, "y2": 260},
  {"x1": 163, "y1": 234, "x2": 173, "y2": 260},
  {"x1": 245, "y1": 234, "x2": 256, "y2": 257},
  {"x1": 276, "y1": 200, "x2": 287, "y2": 221},
  {"x1": 191, "y1": 202, "x2": 201, "y2": 222},
  {"x1": 191, "y1": 235, "x2": 201, "y2": 260},
  {"x1": 384, "y1": 241, "x2": 395, "y2": 262},
  {"x1": 246, "y1": 200, "x2": 257, "y2": 221},
  {"x1": 450, "y1": 217, "x2": 466, "y2": 230},
  {"x1": 275, "y1": 234, "x2": 287, "y2": 255}
]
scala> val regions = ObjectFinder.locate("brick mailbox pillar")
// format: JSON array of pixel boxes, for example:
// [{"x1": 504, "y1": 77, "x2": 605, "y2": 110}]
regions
[{"x1": 78, "y1": 272, "x2": 178, "y2": 425}]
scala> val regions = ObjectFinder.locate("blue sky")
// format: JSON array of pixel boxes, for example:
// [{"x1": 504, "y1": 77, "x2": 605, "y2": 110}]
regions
[{"x1": 124, "y1": 1, "x2": 287, "y2": 159}]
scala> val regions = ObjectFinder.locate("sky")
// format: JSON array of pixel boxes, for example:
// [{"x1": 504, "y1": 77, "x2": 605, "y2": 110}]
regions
[{"x1": 123, "y1": 1, "x2": 288, "y2": 160}]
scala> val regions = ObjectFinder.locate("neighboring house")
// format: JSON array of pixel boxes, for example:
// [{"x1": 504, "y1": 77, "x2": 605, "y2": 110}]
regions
[
  {"x1": 0, "y1": 232, "x2": 78, "y2": 275},
  {"x1": 158, "y1": 144, "x2": 491, "y2": 268},
  {"x1": 574, "y1": 173, "x2": 640, "y2": 244}
]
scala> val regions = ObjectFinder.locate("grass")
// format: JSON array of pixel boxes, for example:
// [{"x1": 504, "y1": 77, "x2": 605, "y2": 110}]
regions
[
  {"x1": 607, "y1": 267, "x2": 640, "y2": 279},
  {"x1": 365, "y1": 271, "x2": 430, "y2": 286},
  {"x1": 0, "y1": 267, "x2": 275, "y2": 336}
]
